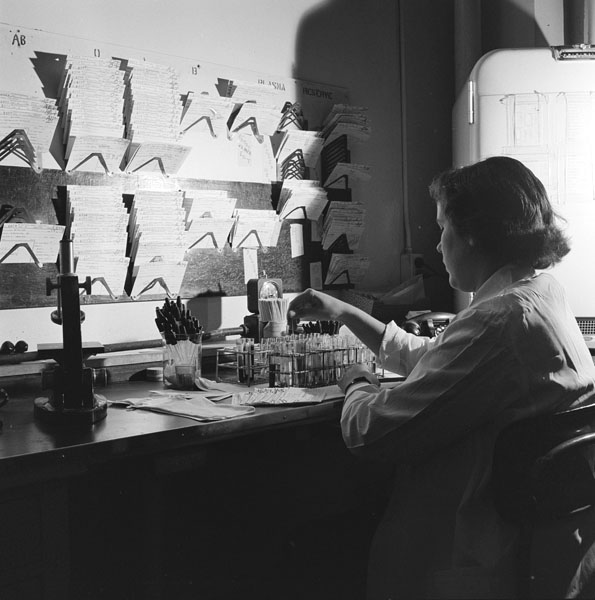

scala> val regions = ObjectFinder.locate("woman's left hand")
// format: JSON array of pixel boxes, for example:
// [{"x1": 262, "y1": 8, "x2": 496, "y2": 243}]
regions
[{"x1": 338, "y1": 364, "x2": 380, "y2": 394}]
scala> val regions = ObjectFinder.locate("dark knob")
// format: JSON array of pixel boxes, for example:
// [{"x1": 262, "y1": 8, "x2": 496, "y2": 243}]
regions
[
  {"x1": 14, "y1": 340, "x2": 28, "y2": 353},
  {"x1": 0, "y1": 341, "x2": 15, "y2": 354}
]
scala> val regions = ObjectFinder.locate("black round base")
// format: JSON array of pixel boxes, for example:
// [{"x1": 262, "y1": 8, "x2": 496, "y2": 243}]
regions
[{"x1": 34, "y1": 394, "x2": 108, "y2": 427}]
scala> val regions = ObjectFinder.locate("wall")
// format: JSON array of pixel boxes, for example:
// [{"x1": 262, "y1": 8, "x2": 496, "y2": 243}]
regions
[
  {"x1": 398, "y1": 0, "x2": 456, "y2": 311},
  {"x1": 398, "y1": 0, "x2": 565, "y2": 314},
  {"x1": 0, "y1": 0, "x2": 403, "y2": 346}
]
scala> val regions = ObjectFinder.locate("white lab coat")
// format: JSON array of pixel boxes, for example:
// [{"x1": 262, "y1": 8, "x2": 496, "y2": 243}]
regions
[{"x1": 341, "y1": 265, "x2": 595, "y2": 599}]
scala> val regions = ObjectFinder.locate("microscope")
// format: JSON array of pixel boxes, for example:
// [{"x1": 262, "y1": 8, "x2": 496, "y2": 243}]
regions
[{"x1": 34, "y1": 238, "x2": 107, "y2": 426}]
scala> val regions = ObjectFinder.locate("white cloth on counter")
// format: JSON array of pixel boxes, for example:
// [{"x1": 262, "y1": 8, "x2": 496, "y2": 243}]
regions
[
  {"x1": 194, "y1": 377, "x2": 249, "y2": 396},
  {"x1": 109, "y1": 389, "x2": 255, "y2": 421}
]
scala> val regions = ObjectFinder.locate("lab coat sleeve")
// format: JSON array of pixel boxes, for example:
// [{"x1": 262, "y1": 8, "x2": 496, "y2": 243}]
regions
[
  {"x1": 341, "y1": 306, "x2": 526, "y2": 463},
  {"x1": 379, "y1": 320, "x2": 438, "y2": 376}
]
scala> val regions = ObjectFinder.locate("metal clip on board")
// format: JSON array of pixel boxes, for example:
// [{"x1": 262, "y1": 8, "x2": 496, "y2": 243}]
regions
[
  {"x1": 278, "y1": 102, "x2": 306, "y2": 131},
  {"x1": 0, "y1": 129, "x2": 41, "y2": 172},
  {"x1": 320, "y1": 134, "x2": 350, "y2": 186},
  {"x1": 322, "y1": 233, "x2": 354, "y2": 290},
  {"x1": 132, "y1": 276, "x2": 174, "y2": 301},
  {"x1": 229, "y1": 116, "x2": 264, "y2": 144},
  {"x1": 82, "y1": 277, "x2": 118, "y2": 300},
  {"x1": 280, "y1": 148, "x2": 306, "y2": 180},
  {"x1": 0, "y1": 242, "x2": 43, "y2": 268}
]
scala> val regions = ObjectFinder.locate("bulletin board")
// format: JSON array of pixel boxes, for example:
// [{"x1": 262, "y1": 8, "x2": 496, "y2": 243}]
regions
[{"x1": 0, "y1": 23, "x2": 351, "y2": 309}]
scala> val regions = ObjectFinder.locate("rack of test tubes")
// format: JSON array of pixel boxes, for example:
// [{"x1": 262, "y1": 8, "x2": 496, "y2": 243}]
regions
[{"x1": 215, "y1": 333, "x2": 376, "y2": 388}]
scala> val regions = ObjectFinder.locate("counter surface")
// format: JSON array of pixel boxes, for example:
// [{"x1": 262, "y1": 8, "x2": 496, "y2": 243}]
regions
[{"x1": 0, "y1": 381, "x2": 345, "y2": 486}]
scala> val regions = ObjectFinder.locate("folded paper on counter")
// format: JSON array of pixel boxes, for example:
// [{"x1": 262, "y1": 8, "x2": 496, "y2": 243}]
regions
[
  {"x1": 232, "y1": 385, "x2": 343, "y2": 406},
  {"x1": 109, "y1": 389, "x2": 255, "y2": 421}
]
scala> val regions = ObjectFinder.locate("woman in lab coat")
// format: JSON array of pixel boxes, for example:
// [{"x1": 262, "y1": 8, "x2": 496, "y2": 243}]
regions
[{"x1": 287, "y1": 156, "x2": 595, "y2": 599}]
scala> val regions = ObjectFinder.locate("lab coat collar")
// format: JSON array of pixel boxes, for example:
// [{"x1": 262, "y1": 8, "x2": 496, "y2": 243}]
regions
[{"x1": 471, "y1": 264, "x2": 536, "y2": 305}]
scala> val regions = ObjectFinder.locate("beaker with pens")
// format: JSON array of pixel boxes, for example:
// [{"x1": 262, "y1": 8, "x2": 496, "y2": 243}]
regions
[
  {"x1": 162, "y1": 332, "x2": 203, "y2": 389},
  {"x1": 155, "y1": 296, "x2": 204, "y2": 390}
]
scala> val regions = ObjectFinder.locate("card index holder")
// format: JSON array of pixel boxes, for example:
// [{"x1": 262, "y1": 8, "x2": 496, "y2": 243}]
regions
[
  {"x1": 182, "y1": 115, "x2": 217, "y2": 137},
  {"x1": 67, "y1": 150, "x2": 112, "y2": 175},
  {"x1": 188, "y1": 231, "x2": 224, "y2": 250},
  {"x1": 227, "y1": 102, "x2": 265, "y2": 143},
  {"x1": 281, "y1": 148, "x2": 306, "y2": 180},
  {"x1": 321, "y1": 135, "x2": 350, "y2": 185},
  {"x1": 279, "y1": 205, "x2": 308, "y2": 220},
  {"x1": 84, "y1": 277, "x2": 118, "y2": 300},
  {"x1": 0, "y1": 205, "x2": 35, "y2": 227},
  {"x1": 325, "y1": 171, "x2": 349, "y2": 189},
  {"x1": 325, "y1": 188, "x2": 352, "y2": 204},
  {"x1": 232, "y1": 228, "x2": 267, "y2": 249},
  {"x1": 325, "y1": 267, "x2": 352, "y2": 287},
  {"x1": 132, "y1": 276, "x2": 174, "y2": 300},
  {"x1": 216, "y1": 78, "x2": 237, "y2": 98},
  {"x1": 180, "y1": 91, "x2": 218, "y2": 138},
  {"x1": 321, "y1": 234, "x2": 354, "y2": 289},
  {"x1": 0, "y1": 242, "x2": 43, "y2": 267},
  {"x1": 278, "y1": 102, "x2": 306, "y2": 131},
  {"x1": 228, "y1": 116, "x2": 264, "y2": 143},
  {"x1": 326, "y1": 232, "x2": 352, "y2": 255},
  {"x1": 0, "y1": 129, "x2": 40, "y2": 172}
]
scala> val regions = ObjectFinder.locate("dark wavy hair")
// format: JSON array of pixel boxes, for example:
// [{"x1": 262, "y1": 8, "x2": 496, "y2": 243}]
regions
[{"x1": 428, "y1": 156, "x2": 570, "y2": 269}]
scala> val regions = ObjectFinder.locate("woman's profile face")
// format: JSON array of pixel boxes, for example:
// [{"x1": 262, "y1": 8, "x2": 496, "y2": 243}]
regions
[{"x1": 436, "y1": 201, "x2": 478, "y2": 292}]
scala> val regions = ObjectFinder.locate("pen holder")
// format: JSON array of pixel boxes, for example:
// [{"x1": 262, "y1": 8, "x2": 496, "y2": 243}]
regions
[{"x1": 162, "y1": 332, "x2": 203, "y2": 390}]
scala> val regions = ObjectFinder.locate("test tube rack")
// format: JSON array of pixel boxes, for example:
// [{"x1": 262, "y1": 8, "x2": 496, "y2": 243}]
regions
[{"x1": 215, "y1": 334, "x2": 376, "y2": 388}]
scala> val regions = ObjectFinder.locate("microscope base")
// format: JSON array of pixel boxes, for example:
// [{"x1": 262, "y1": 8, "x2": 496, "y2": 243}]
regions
[{"x1": 34, "y1": 394, "x2": 108, "y2": 427}]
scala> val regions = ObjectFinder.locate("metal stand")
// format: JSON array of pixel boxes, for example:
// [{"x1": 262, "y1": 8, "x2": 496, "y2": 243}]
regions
[{"x1": 34, "y1": 238, "x2": 107, "y2": 427}]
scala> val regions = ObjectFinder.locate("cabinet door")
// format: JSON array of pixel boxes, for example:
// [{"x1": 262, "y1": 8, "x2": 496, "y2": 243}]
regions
[{"x1": 0, "y1": 482, "x2": 69, "y2": 600}]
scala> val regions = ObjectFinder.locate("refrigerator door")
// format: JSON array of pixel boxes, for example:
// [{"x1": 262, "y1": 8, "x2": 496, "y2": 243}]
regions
[{"x1": 453, "y1": 48, "x2": 595, "y2": 317}]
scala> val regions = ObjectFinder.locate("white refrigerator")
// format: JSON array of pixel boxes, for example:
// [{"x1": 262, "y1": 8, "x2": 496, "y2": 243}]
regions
[{"x1": 453, "y1": 46, "x2": 595, "y2": 346}]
